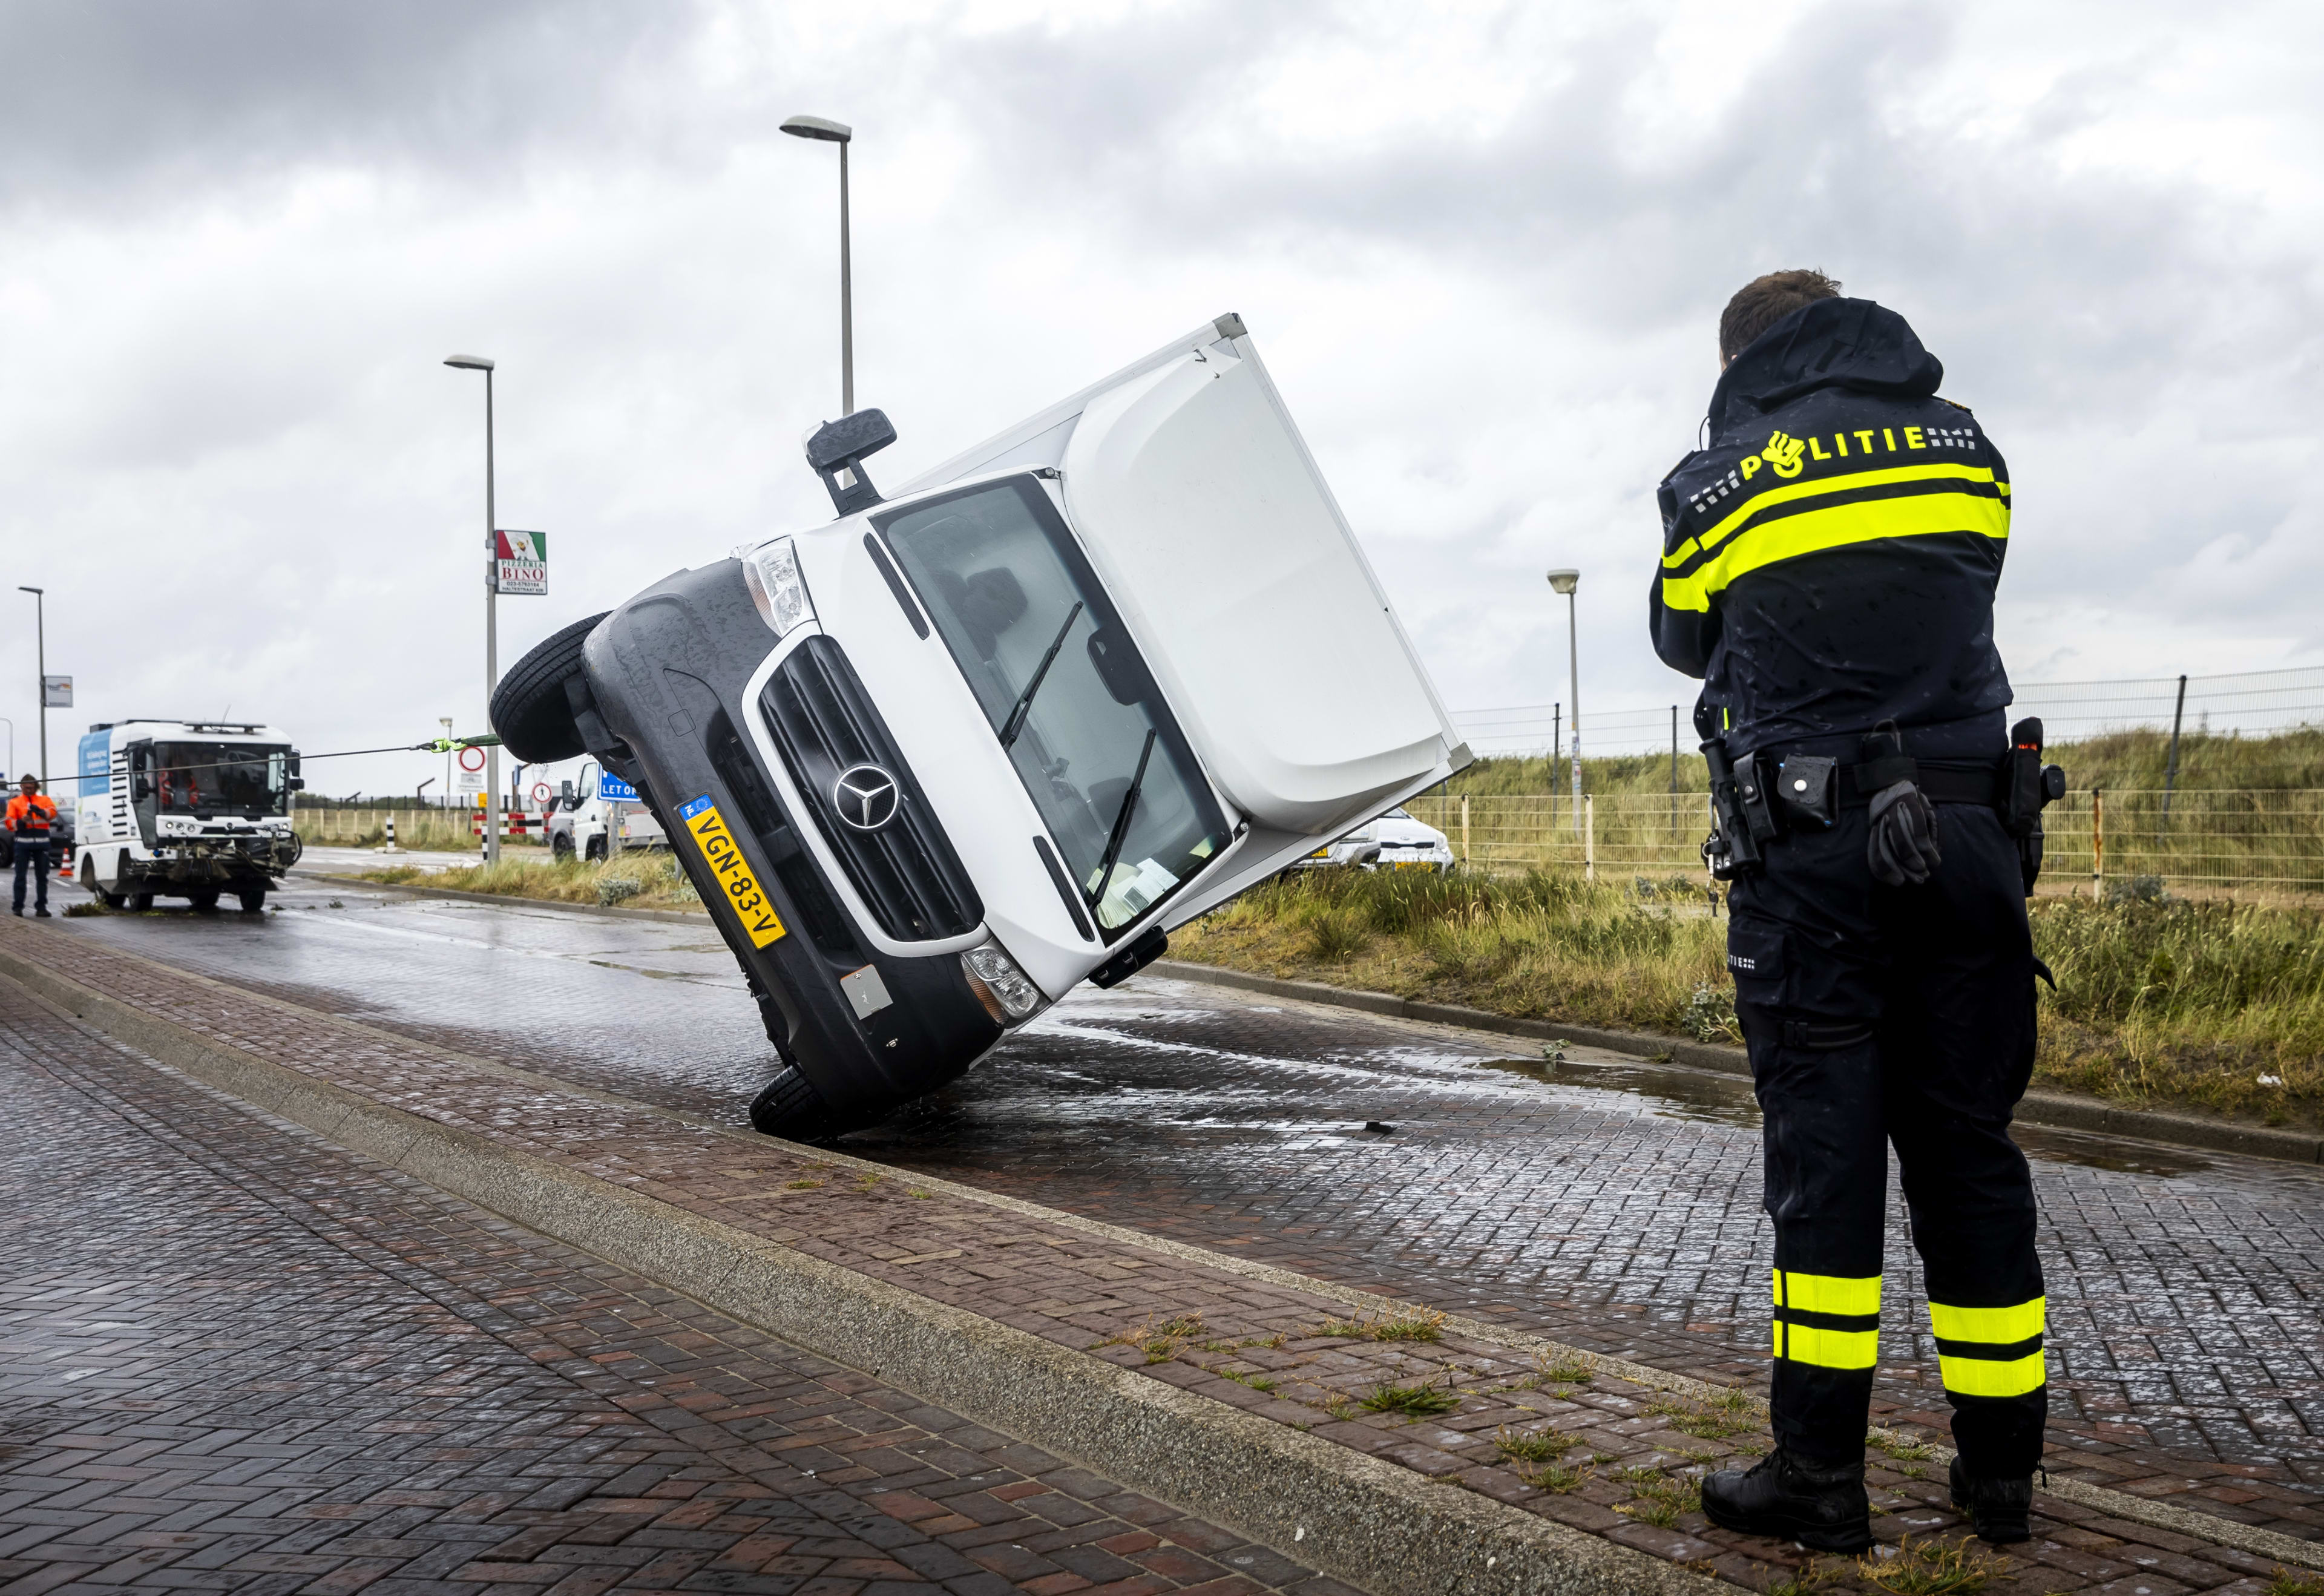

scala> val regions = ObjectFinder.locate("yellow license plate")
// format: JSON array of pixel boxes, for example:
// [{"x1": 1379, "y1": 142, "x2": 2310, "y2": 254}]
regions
[
  {"x1": 1390, "y1": 859, "x2": 1435, "y2": 869},
  {"x1": 679, "y1": 795, "x2": 787, "y2": 948}
]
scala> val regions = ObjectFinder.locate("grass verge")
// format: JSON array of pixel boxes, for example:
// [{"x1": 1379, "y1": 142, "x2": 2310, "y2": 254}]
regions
[
  {"x1": 1171, "y1": 866, "x2": 2324, "y2": 1132},
  {"x1": 360, "y1": 852, "x2": 704, "y2": 913}
]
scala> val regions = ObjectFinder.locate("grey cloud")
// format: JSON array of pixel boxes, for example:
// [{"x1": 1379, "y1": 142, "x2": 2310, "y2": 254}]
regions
[{"x1": 0, "y1": 0, "x2": 703, "y2": 208}]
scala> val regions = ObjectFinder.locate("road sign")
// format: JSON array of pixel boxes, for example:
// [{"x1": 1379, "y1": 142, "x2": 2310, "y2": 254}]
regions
[
  {"x1": 531, "y1": 781, "x2": 553, "y2": 806},
  {"x1": 41, "y1": 675, "x2": 71, "y2": 708},
  {"x1": 599, "y1": 771, "x2": 640, "y2": 803},
  {"x1": 494, "y1": 530, "x2": 548, "y2": 595},
  {"x1": 455, "y1": 743, "x2": 488, "y2": 795}
]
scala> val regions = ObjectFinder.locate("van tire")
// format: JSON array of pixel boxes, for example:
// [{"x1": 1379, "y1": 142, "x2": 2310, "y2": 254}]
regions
[
  {"x1": 749, "y1": 1063, "x2": 839, "y2": 1141},
  {"x1": 585, "y1": 835, "x2": 608, "y2": 863},
  {"x1": 491, "y1": 611, "x2": 610, "y2": 764},
  {"x1": 553, "y1": 830, "x2": 574, "y2": 862}
]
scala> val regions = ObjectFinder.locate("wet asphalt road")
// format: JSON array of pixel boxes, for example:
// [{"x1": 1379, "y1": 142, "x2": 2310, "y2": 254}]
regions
[{"x1": 33, "y1": 870, "x2": 2324, "y2": 1489}]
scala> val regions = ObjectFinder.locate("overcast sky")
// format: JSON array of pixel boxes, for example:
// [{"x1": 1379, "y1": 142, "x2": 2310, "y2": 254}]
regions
[{"x1": 3, "y1": 0, "x2": 2319, "y2": 798}]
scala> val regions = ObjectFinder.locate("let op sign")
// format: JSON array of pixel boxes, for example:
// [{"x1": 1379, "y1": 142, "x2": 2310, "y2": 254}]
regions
[{"x1": 494, "y1": 530, "x2": 548, "y2": 595}]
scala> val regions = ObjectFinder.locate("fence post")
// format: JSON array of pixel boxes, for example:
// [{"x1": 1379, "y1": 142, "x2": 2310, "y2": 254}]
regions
[
  {"x1": 1669, "y1": 705, "x2": 1679, "y2": 838},
  {"x1": 1460, "y1": 794, "x2": 1471, "y2": 869},
  {"x1": 2090, "y1": 787, "x2": 2104, "y2": 899},
  {"x1": 1584, "y1": 794, "x2": 1595, "y2": 884},
  {"x1": 2160, "y1": 674, "x2": 2187, "y2": 833}
]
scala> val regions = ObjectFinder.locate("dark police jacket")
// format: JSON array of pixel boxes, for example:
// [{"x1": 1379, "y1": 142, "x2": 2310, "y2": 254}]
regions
[{"x1": 1649, "y1": 298, "x2": 2014, "y2": 758}]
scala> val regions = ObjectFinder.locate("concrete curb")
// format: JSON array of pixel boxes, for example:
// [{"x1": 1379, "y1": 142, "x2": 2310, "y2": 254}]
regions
[
  {"x1": 1149, "y1": 961, "x2": 2324, "y2": 1166},
  {"x1": 0, "y1": 947, "x2": 1717, "y2": 1596},
  {"x1": 5, "y1": 936, "x2": 2314, "y2": 1576}
]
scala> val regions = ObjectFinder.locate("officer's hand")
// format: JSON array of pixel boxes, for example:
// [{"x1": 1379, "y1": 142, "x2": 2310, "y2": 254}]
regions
[{"x1": 1867, "y1": 780, "x2": 1942, "y2": 887}]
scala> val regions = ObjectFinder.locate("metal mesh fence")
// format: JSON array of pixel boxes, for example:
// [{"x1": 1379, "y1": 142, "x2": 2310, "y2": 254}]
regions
[
  {"x1": 1451, "y1": 665, "x2": 2324, "y2": 758},
  {"x1": 1405, "y1": 789, "x2": 2324, "y2": 899}
]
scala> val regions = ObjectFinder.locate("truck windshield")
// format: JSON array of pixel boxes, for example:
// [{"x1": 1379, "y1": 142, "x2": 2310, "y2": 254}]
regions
[
  {"x1": 879, "y1": 476, "x2": 1232, "y2": 935},
  {"x1": 149, "y1": 742, "x2": 294, "y2": 817}
]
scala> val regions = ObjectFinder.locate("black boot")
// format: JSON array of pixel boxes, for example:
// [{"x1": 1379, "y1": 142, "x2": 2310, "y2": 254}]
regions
[
  {"x1": 1701, "y1": 1447, "x2": 1871, "y2": 1552},
  {"x1": 1948, "y1": 1455, "x2": 2032, "y2": 1543}
]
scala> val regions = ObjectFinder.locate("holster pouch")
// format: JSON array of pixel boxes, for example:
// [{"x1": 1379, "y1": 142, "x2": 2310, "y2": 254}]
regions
[
  {"x1": 1774, "y1": 755, "x2": 1837, "y2": 829},
  {"x1": 2001, "y1": 716, "x2": 2067, "y2": 895},
  {"x1": 1701, "y1": 738, "x2": 1770, "y2": 880}
]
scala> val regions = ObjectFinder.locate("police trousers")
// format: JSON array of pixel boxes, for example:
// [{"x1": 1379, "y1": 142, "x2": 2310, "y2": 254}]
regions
[{"x1": 1727, "y1": 801, "x2": 2046, "y2": 1475}]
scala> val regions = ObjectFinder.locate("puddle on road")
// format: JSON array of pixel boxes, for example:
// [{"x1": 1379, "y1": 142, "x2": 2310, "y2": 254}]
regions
[
  {"x1": 1474, "y1": 1054, "x2": 1762, "y2": 1128},
  {"x1": 1472, "y1": 1054, "x2": 2215, "y2": 1175}
]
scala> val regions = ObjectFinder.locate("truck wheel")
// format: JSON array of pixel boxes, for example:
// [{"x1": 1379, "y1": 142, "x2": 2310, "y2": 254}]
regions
[
  {"x1": 749, "y1": 1063, "x2": 840, "y2": 1141},
  {"x1": 238, "y1": 888, "x2": 268, "y2": 913},
  {"x1": 553, "y1": 831, "x2": 575, "y2": 862},
  {"x1": 188, "y1": 890, "x2": 220, "y2": 912},
  {"x1": 130, "y1": 893, "x2": 154, "y2": 911},
  {"x1": 585, "y1": 835, "x2": 608, "y2": 863},
  {"x1": 490, "y1": 611, "x2": 611, "y2": 764}
]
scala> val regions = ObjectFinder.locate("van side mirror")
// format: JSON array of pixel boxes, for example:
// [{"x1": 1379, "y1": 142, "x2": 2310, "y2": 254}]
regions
[
  {"x1": 803, "y1": 409, "x2": 896, "y2": 516},
  {"x1": 560, "y1": 780, "x2": 576, "y2": 807}
]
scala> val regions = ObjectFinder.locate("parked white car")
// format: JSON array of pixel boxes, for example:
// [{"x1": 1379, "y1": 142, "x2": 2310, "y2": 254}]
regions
[
  {"x1": 491, "y1": 312, "x2": 1470, "y2": 1137},
  {"x1": 1356, "y1": 806, "x2": 1456, "y2": 872}
]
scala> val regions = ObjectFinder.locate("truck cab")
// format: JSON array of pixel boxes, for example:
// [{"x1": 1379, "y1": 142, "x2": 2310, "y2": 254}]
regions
[{"x1": 73, "y1": 720, "x2": 304, "y2": 911}]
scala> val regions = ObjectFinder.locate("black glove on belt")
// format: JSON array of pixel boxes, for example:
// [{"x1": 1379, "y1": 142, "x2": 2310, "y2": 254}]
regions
[{"x1": 1866, "y1": 780, "x2": 1942, "y2": 886}]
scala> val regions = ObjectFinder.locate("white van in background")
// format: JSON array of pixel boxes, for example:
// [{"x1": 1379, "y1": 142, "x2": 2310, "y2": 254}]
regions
[
  {"x1": 548, "y1": 758, "x2": 669, "y2": 861},
  {"x1": 73, "y1": 720, "x2": 304, "y2": 910}
]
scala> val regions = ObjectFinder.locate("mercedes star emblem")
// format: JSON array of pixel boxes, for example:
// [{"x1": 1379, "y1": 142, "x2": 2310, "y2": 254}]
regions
[{"x1": 832, "y1": 763, "x2": 901, "y2": 832}]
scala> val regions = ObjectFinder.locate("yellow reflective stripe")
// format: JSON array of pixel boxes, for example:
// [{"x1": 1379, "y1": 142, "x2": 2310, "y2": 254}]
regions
[
  {"x1": 1661, "y1": 491, "x2": 2009, "y2": 611},
  {"x1": 1773, "y1": 1270, "x2": 1880, "y2": 1318},
  {"x1": 1774, "y1": 1322, "x2": 1879, "y2": 1370},
  {"x1": 1928, "y1": 1298, "x2": 2045, "y2": 1345},
  {"x1": 1670, "y1": 462, "x2": 2001, "y2": 565},
  {"x1": 1939, "y1": 1348, "x2": 2047, "y2": 1398}
]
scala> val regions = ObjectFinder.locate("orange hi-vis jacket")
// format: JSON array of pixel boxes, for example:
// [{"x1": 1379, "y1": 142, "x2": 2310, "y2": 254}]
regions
[{"x1": 6, "y1": 792, "x2": 57, "y2": 840}]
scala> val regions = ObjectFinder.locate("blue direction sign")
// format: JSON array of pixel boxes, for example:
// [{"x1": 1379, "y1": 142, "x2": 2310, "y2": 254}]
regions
[{"x1": 598, "y1": 771, "x2": 640, "y2": 803}]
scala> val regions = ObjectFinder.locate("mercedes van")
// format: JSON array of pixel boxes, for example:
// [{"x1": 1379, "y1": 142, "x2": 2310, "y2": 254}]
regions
[{"x1": 493, "y1": 315, "x2": 1468, "y2": 1136}]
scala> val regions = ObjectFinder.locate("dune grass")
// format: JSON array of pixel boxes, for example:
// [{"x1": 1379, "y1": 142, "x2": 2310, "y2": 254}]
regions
[
  {"x1": 363, "y1": 852, "x2": 704, "y2": 913},
  {"x1": 1171, "y1": 866, "x2": 2324, "y2": 1131}
]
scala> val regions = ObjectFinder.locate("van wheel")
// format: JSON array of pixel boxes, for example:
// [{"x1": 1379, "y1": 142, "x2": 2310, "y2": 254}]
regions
[
  {"x1": 490, "y1": 611, "x2": 611, "y2": 764},
  {"x1": 188, "y1": 890, "x2": 220, "y2": 912},
  {"x1": 238, "y1": 888, "x2": 268, "y2": 913},
  {"x1": 585, "y1": 835, "x2": 608, "y2": 863},
  {"x1": 749, "y1": 1063, "x2": 839, "y2": 1141},
  {"x1": 553, "y1": 831, "x2": 575, "y2": 862}
]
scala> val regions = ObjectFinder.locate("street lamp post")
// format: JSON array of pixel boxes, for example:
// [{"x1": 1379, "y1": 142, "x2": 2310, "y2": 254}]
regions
[
  {"x1": 18, "y1": 586, "x2": 45, "y2": 789},
  {"x1": 1547, "y1": 570, "x2": 1581, "y2": 836},
  {"x1": 440, "y1": 717, "x2": 455, "y2": 811},
  {"x1": 780, "y1": 114, "x2": 855, "y2": 415},
  {"x1": 444, "y1": 355, "x2": 501, "y2": 865},
  {"x1": 1, "y1": 717, "x2": 13, "y2": 781}
]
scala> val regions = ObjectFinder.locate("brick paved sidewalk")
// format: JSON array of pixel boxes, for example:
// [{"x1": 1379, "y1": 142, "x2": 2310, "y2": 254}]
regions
[
  {"x1": 0, "y1": 976, "x2": 1342, "y2": 1595},
  {"x1": 3, "y1": 918, "x2": 2315, "y2": 1594}
]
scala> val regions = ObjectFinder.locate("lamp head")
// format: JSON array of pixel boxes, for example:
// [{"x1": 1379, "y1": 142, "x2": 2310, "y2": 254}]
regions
[
  {"x1": 443, "y1": 354, "x2": 495, "y2": 372},
  {"x1": 781, "y1": 114, "x2": 852, "y2": 143},
  {"x1": 1546, "y1": 568, "x2": 1580, "y2": 596},
  {"x1": 16, "y1": 586, "x2": 41, "y2": 596}
]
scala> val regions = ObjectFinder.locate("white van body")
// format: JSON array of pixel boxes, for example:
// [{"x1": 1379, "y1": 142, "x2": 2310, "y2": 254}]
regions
[
  {"x1": 73, "y1": 720, "x2": 303, "y2": 910},
  {"x1": 548, "y1": 759, "x2": 669, "y2": 861}
]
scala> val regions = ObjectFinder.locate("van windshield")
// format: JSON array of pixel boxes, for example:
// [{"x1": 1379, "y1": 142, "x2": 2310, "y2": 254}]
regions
[
  {"x1": 148, "y1": 742, "x2": 293, "y2": 818},
  {"x1": 878, "y1": 476, "x2": 1232, "y2": 936}
]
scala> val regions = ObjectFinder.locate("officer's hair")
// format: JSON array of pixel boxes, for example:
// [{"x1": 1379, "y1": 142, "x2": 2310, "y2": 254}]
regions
[{"x1": 1719, "y1": 269, "x2": 1842, "y2": 362}]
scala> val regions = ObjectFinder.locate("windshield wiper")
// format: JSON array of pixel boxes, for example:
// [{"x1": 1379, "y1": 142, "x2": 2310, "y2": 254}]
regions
[
  {"x1": 1087, "y1": 728, "x2": 1158, "y2": 911},
  {"x1": 999, "y1": 600, "x2": 1083, "y2": 748}
]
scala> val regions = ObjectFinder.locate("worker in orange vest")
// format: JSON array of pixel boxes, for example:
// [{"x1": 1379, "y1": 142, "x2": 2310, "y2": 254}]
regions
[{"x1": 8, "y1": 773, "x2": 59, "y2": 918}]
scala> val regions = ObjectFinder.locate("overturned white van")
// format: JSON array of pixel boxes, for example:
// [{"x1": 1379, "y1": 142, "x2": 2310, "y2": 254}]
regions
[{"x1": 492, "y1": 315, "x2": 1468, "y2": 1135}]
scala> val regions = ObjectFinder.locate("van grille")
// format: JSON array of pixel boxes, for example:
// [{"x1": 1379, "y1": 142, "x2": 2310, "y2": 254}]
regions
[{"x1": 758, "y1": 636, "x2": 982, "y2": 942}]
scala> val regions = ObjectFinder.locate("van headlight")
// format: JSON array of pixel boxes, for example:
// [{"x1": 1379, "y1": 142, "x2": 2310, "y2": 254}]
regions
[
  {"x1": 962, "y1": 939, "x2": 1047, "y2": 1025},
  {"x1": 739, "y1": 537, "x2": 816, "y2": 637}
]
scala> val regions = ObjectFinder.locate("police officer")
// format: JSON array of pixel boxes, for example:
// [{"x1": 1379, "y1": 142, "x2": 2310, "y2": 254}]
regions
[
  {"x1": 1652, "y1": 271, "x2": 2052, "y2": 1551},
  {"x1": 9, "y1": 773, "x2": 59, "y2": 918}
]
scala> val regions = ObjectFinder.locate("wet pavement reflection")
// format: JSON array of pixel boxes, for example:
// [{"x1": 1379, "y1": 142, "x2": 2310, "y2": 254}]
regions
[{"x1": 41, "y1": 872, "x2": 2324, "y2": 1483}]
